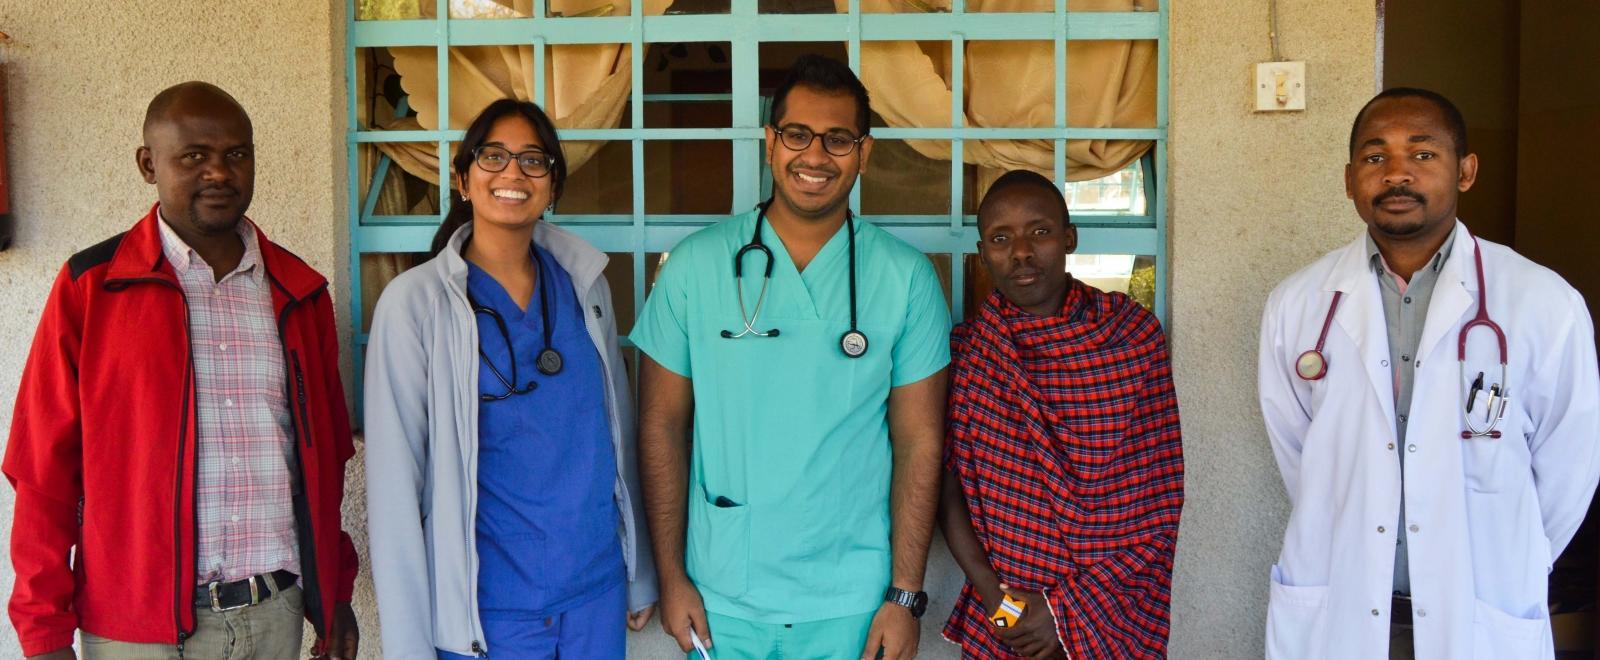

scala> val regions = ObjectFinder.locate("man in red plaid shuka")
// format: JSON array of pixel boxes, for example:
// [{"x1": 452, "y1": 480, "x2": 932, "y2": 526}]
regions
[{"x1": 940, "y1": 170, "x2": 1184, "y2": 659}]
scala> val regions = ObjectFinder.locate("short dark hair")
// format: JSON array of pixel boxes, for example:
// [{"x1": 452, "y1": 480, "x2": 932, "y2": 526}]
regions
[
  {"x1": 430, "y1": 99, "x2": 568, "y2": 256},
  {"x1": 769, "y1": 54, "x2": 872, "y2": 136},
  {"x1": 1349, "y1": 87, "x2": 1469, "y2": 158},
  {"x1": 979, "y1": 169, "x2": 1072, "y2": 228}
]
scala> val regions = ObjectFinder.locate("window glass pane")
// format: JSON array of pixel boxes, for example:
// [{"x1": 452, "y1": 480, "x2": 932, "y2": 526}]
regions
[
  {"x1": 1065, "y1": 159, "x2": 1145, "y2": 216},
  {"x1": 550, "y1": 0, "x2": 633, "y2": 17},
  {"x1": 862, "y1": 42, "x2": 951, "y2": 128},
  {"x1": 860, "y1": 139, "x2": 956, "y2": 217},
  {"x1": 759, "y1": 0, "x2": 840, "y2": 12},
  {"x1": 358, "y1": 142, "x2": 444, "y2": 222},
  {"x1": 451, "y1": 0, "x2": 522, "y2": 18},
  {"x1": 559, "y1": 141, "x2": 634, "y2": 215},
  {"x1": 646, "y1": 141, "x2": 733, "y2": 215},
  {"x1": 357, "y1": 0, "x2": 423, "y2": 20},
  {"x1": 602, "y1": 253, "x2": 638, "y2": 335},
  {"x1": 659, "y1": 0, "x2": 730, "y2": 14},
  {"x1": 643, "y1": 42, "x2": 733, "y2": 128}
]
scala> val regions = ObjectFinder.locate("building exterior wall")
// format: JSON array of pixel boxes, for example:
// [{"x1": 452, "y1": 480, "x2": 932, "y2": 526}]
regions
[
  {"x1": 0, "y1": 1, "x2": 1377, "y2": 657},
  {"x1": 1166, "y1": 1, "x2": 1378, "y2": 657}
]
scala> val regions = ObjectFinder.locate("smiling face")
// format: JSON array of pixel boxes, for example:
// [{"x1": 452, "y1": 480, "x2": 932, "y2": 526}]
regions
[
  {"x1": 977, "y1": 182, "x2": 1077, "y2": 317},
  {"x1": 765, "y1": 84, "x2": 872, "y2": 222},
  {"x1": 1345, "y1": 96, "x2": 1477, "y2": 242},
  {"x1": 461, "y1": 114, "x2": 554, "y2": 231}
]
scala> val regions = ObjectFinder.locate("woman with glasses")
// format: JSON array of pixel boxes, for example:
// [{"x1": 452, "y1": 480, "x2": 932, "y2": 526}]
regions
[{"x1": 364, "y1": 98, "x2": 657, "y2": 659}]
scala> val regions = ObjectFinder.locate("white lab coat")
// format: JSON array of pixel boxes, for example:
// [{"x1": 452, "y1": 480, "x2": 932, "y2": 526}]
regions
[{"x1": 1257, "y1": 223, "x2": 1600, "y2": 660}]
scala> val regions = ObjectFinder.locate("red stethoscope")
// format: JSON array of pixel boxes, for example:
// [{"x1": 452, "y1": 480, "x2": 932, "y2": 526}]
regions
[{"x1": 1295, "y1": 235, "x2": 1509, "y2": 439}]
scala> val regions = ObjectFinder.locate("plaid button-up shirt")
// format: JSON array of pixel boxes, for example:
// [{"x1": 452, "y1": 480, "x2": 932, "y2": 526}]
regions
[{"x1": 158, "y1": 213, "x2": 300, "y2": 583}]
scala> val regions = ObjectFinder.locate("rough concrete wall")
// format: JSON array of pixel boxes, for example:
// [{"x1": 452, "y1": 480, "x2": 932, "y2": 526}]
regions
[
  {"x1": 0, "y1": 0, "x2": 356, "y2": 656},
  {"x1": 1165, "y1": 0, "x2": 1377, "y2": 657},
  {"x1": 0, "y1": 0, "x2": 1381, "y2": 657}
]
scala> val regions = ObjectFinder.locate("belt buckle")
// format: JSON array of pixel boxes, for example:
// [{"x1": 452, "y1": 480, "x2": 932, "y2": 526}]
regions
[{"x1": 207, "y1": 577, "x2": 259, "y2": 613}]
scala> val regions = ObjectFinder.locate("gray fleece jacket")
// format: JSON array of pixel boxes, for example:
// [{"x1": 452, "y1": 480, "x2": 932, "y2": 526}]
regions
[{"x1": 363, "y1": 222, "x2": 657, "y2": 658}]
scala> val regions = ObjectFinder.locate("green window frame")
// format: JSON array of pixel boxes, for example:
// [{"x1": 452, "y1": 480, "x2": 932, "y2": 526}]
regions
[{"x1": 345, "y1": 0, "x2": 1170, "y2": 398}]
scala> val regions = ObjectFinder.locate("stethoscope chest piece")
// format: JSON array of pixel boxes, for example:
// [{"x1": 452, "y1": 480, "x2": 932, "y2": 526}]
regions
[
  {"x1": 840, "y1": 329, "x2": 869, "y2": 359},
  {"x1": 1295, "y1": 350, "x2": 1327, "y2": 381},
  {"x1": 536, "y1": 347, "x2": 564, "y2": 376}
]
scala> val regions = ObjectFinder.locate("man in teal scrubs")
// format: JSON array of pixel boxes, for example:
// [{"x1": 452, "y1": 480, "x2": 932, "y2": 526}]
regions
[{"x1": 632, "y1": 54, "x2": 951, "y2": 659}]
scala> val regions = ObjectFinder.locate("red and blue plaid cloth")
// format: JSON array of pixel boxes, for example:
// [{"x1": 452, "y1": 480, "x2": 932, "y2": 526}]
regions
[{"x1": 942, "y1": 280, "x2": 1184, "y2": 659}]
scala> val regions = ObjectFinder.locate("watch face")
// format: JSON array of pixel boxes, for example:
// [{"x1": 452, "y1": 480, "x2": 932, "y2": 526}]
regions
[{"x1": 910, "y1": 592, "x2": 928, "y2": 617}]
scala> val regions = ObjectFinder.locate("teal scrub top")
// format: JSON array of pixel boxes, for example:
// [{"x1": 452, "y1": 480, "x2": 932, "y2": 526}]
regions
[{"x1": 630, "y1": 208, "x2": 951, "y2": 624}]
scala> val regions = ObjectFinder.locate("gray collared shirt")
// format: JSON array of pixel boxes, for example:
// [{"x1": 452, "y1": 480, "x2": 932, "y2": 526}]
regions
[{"x1": 1365, "y1": 225, "x2": 1457, "y2": 597}]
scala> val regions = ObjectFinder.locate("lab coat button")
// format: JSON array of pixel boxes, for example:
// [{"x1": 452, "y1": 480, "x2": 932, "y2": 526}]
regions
[
  {"x1": 1417, "y1": 609, "x2": 1427, "y2": 617},
  {"x1": 1409, "y1": 524, "x2": 1419, "y2": 533},
  {"x1": 1371, "y1": 609, "x2": 1381, "y2": 617},
  {"x1": 1381, "y1": 359, "x2": 1390, "y2": 367},
  {"x1": 1408, "y1": 444, "x2": 1418, "y2": 453},
  {"x1": 1377, "y1": 526, "x2": 1386, "y2": 533},
  {"x1": 1387, "y1": 443, "x2": 1396, "y2": 450}
]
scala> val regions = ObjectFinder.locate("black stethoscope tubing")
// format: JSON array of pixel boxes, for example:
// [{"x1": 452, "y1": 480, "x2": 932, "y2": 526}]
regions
[
  {"x1": 721, "y1": 200, "x2": 869, "y2": 358},
  {"x1": 470, "y1": 246, "x2": 564, "y2": 402}
]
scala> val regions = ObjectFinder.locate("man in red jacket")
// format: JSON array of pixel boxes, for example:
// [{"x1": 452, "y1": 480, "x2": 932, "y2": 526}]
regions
[{"x1": 5, "y1": 82, "x2": 359, "y2": 659}]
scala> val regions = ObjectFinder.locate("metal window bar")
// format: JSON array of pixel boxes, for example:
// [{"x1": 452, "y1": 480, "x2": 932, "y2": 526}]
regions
[{"x1": 346, "y1": 0, "x2": 1170, "y2": 403}]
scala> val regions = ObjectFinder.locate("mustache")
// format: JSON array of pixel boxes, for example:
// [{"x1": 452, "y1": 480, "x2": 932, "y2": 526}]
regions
[
  {"x1": 195, "y1": 184, "x2": 240, "y2": 197},
  {"x1": 1373, "y1": 186, "x2": 1425, "y2": 206}
]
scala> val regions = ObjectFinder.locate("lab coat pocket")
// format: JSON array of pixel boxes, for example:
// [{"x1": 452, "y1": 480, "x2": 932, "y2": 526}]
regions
[
  {"x1": 1461, "y1": 392, "x2": 1522, "y2": 493},
  {"x1": 1471, "y1": 598, "x2": 1545, "y2": 660},
  {"x1": 1265, "y1": 564, "x2": 1329, "y2": 660},
  {"x1": 687, "y1": 493, "x2": 750, "y2": 599}
]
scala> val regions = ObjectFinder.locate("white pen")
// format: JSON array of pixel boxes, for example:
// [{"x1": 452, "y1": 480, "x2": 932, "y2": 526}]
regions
[{"x1": 689, "y1": 627, "x2": 712, "y2": 660}]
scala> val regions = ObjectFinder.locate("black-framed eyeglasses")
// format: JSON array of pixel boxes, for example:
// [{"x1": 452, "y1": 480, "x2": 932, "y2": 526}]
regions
[
  {"x1": 773, "y1": 124, "x2": 868, "y2": 157},
  {"x1": 472, "y1": 145, "x2": 557, "y2": 178}
]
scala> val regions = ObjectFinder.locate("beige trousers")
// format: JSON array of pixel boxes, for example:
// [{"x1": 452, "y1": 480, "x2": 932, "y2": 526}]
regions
[{"x1": 80, "y1": 585, "x2": 304, "y2": 660}]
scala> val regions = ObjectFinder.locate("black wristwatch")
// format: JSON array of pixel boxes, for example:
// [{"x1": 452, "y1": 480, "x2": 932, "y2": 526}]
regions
[{"x1": 883, "y1": 586, "x2": 929, "y2": 618}]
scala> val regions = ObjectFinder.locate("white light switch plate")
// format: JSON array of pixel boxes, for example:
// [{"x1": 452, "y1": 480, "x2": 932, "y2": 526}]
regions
[{"x1": 1255, "y1": 61, "x2": 1306, "y2": 112}]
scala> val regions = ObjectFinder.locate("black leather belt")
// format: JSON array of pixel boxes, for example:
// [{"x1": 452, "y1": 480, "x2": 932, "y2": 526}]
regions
[
  {"x1": 197, "y1": 570, "x2": 297, "y2": 612},
  {"x1": 1391, "y1": 595, "x2": 1412, "y2": 626}
]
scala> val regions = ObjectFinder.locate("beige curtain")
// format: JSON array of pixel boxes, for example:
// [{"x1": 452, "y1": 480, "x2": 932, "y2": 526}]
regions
[
  {"x1": 370, "y1": 0, "x2": 673, "y2": 187},
  {"x1": 848, "y1": 0, "x2": 1157, "y2": 186},
  {"x1": 357, "y1": 0, "x2": 667, "y2": 313}
]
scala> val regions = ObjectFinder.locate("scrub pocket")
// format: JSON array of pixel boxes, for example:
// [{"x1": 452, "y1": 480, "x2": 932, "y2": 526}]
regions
[
  {"x1": 687, "y1": 492, "x2": 749, "y2": 599},
  {"x1": 1265, "y1": 564, "x2": 1329, "y2": 659},
  {"x1": 1471, "y1": 598, "x2": 1545, "y2": 660}
]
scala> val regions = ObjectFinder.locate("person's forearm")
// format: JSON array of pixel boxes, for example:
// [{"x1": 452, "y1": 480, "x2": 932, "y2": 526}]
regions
[
  {"x1": 886, "y1": 369, "x2": 948, "y2": 591},
  {"x1": 939, "y1": 470, "x2": 1002, "y2": 598},
  {"x1": 889, "y1": 437, "x2": 941, "y2": 590},
  {"x1": 638, "y1": 363, "x2": 692, "y2": 584}
]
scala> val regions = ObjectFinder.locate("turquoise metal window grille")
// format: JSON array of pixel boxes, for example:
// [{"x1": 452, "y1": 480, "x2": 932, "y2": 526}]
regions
[{"x1": 345, "y1": 0, "x2": 1170, "y2": 399}]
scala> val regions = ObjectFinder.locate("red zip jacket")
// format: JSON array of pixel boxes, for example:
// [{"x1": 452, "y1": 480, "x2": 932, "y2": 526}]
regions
[{"x1": 5, "y1": 205, "x2": 358, "y2": 655}]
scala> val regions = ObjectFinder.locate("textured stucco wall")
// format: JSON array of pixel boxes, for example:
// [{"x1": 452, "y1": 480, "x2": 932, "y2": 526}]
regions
[
  {"x1": 1165, "y1": 0, "x2": 1378, "y2": 657},
  {"x1": 0, "y1": 1, "x2": 1379, "y2": 657}
]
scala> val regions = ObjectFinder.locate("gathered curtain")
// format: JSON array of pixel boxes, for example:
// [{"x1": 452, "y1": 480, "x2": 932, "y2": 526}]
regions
[
  {"x1": 849, "y1": 0, "x2": 1157, "y2": 188},
  {"x1": 358, "y1": 0, "x2": 1155, "y2": 313}
]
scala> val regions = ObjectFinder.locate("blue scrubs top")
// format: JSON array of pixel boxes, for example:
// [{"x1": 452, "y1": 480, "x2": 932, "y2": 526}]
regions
[
  {"x1": 629, "y1": 209, "x2": 951, "y2": 623},
  {"x1": 467, "y1": 245, "x2": 624, "y2": 620}
]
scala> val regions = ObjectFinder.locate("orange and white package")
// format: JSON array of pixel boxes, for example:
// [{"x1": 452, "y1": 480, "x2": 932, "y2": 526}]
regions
[{"x1": 990, "y1": 594, "x2": 1026, "y2": 628}]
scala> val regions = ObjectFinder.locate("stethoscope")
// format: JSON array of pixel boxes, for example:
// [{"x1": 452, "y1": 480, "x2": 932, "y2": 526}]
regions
[
  {"x1": 1295, "y1": 234, "x2": 1509, "y2": 438},
  {"x1": 720, "y1": 200, "x2": 869, "y2": 359},
  {"x1": 469, "y1": 247, "x2": 564, "y2": 402}
]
